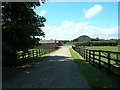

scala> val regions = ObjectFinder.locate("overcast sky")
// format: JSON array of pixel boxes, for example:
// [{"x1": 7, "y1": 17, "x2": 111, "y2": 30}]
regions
[{"x1": 34, "y1": 2, "x2": 118, "y2": 40}]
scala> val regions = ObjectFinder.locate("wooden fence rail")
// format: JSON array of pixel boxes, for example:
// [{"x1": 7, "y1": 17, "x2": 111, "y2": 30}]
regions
[
  {"x1": 17, "y1": 49, "x2": 56, "y2": 60},
  {"x1": 72, "y1": 46, "x2": 120, "y2": 76}
]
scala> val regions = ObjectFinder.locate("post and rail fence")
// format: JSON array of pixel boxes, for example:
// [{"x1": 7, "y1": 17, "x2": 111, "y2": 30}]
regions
[
  {"x1": 17, "y1": 49, "x2": 56, "y2": 61},
  {"x1": 72, "y1": 46, "x2": 120, "y2": 76}
]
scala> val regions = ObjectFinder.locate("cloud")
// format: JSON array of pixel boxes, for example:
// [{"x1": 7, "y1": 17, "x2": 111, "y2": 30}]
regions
[
  {"x1": 84, "y1": 5, "x2": 103, "y2": 18},
  {"x1": 41, "y1": 20, "x2": 118, "y2": 40},
  {"x1": 39, "y1": 10, "x2": 46, "y2": 16}
]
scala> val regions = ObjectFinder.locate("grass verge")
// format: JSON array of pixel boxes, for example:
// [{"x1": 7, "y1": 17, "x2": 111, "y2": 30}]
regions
[{"x1": 69, "y1": 48, "x2": 112, "y2": 88}]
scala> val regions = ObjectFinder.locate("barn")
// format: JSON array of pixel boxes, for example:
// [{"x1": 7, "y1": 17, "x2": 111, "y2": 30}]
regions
[
  {"x1": 73, "y1": 35, "x2": 105, "y2": 43},
  {"x1": 73, "y1": 35, "x2": 91, "y2": 43},
  {"x1": 34, "y1": 39, "x2": 57, "y2": 49}
]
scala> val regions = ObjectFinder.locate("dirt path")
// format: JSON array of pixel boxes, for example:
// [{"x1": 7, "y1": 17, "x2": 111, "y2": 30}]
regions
[{"x1": 3, "y1": 47, "x2": 90, "y2": 88}]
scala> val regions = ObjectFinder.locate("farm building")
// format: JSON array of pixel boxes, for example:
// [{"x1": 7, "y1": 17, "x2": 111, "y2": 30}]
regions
[
  {"x1": 73, "y1": 35, "x2": 105, "y2": 43},
  {"x1": 56, "y1": 40, "x2": 72, "y2": 46},
  {"x1": 73, "y1": 35, "x2": 91, "y2": 43},
  {"x1": 34, "y1": 39, "x2": 57, "y2": 49}
]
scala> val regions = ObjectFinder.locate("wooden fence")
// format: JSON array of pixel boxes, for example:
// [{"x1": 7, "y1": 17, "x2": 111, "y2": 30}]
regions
[
  {"x1": 72, "y1": 46, "x2": 120, "y2": 76},
  {"x1": 17, "y1": 49, "x2": 56, "y2": 60}
]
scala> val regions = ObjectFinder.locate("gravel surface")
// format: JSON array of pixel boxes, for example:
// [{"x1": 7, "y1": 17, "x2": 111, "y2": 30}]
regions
[{"x1": 3, "y1": 47, "x2": 90, "y2": 88}]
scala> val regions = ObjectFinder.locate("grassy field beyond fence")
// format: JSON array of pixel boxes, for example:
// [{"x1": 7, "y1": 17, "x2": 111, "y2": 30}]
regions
[
  {"x1": 85, "y1": 46, "x2": 119, "y2": 52},
  {"x1": 73, "y1": 46, "x2": 120, "y2": 76}
]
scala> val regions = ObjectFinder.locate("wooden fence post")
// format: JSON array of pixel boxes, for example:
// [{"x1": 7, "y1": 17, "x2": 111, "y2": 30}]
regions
[
  {"x1": 84, "y1": 49, "x2": 85, "y2": 58},
  {"x1": 86, "y1": 49, "x2": 88, "y2": 61},
  {"x1": 22, "y1": 52, "x2": 24, "y2": 60},
  {"x1": 35, "y1": 50, "x2": 36, "y2": 57},
  {"x1": 89, "y1": 50, "x2": 91, "y2": 64},
  {"x1": 80, "y1": 47, "x2": 84, "y2": 57},
  {"x1": 82, "y1": 48, "x2": 84, "y2": 57},
  {"x1": 116, "y1": 54, "x2": 118, "y2": 64},
  {"x1": 93, "y1": 50, "x2": 95, "y2": 66},
  {"x1": 24, "y1": 52, "x2": 26, "y2": 60},
  {"x1": 39, "y1": 49, "x2": 40, "y2": 56},
  {"x1": 99, "y1": 50, "x2": 101, "y2": 69},
  {"x1": 33, "y1": 50, "x2": 34, "y2": 58},
  {"x1": 75, "y1": 46, "x2": 77, "y2": 52},
  {"x1": 28, "y1": 50, "x2": 30, "y2": 59},
  {"x1": 108, "y1": 52, "x2": 111, "y2": 75}
]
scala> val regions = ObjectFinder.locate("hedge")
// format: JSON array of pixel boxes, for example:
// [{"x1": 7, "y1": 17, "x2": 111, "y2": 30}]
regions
[{"x1": 74, "y1": 41, "x2": 118, "y2": 46}]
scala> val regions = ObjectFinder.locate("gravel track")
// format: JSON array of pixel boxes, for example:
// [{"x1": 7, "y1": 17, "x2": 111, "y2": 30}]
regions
[{"x1": 3, "y1": 47, "x2": 90, "y2": 88}]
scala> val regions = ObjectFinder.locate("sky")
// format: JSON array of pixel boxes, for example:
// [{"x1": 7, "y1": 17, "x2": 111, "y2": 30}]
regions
[{"x1": 34, "y1": 2, "x2": 118, "y2": 40}]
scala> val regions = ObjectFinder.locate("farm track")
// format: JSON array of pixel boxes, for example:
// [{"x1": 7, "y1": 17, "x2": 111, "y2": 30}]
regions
[{"x1": 3, "y1": 47, "x2": 90, "y2": 88}]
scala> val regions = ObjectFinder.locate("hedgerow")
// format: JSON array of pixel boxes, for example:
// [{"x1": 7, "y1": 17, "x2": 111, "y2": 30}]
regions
[{"x1": 74, "y1": 41, "x2": 118, "y2": 46}]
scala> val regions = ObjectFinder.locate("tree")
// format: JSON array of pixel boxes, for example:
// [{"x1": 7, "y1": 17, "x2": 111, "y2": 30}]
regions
[
  {"x1": 2, "y1": 2, "x2": 46, "y2": 66},
  {"x1": 95, "y1": 37, "x2": 99, "y2": 40}
]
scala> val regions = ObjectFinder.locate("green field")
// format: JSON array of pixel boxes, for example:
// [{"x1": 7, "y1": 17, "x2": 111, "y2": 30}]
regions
[
  {"x1": 85, "y1": 46, "x2": 120, "y2": 66},
  {"x1": 83, "y1": 46, "x2": 120, "y2": 75},
  {"x1": 85, "y1": 46, "x2": 120, "y2": 52}
]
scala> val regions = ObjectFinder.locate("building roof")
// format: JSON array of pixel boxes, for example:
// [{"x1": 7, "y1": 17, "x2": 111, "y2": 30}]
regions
[
  {"x1": 78, "y1": 35, "x2": 91, "y2": 38},
  {"x1": 73, "y1": 35, "x2": 91, "y2": 41},
  {"x1": 73, "y1": 35, "x2": 105, "y2": 41}
]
